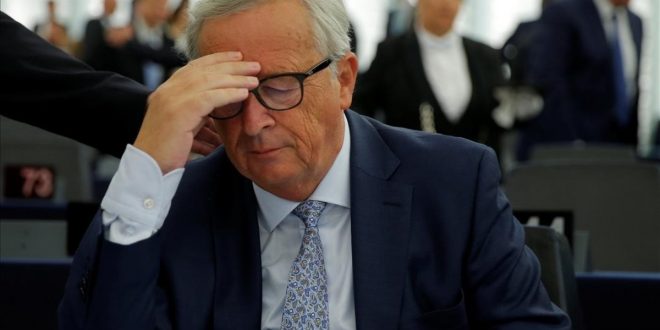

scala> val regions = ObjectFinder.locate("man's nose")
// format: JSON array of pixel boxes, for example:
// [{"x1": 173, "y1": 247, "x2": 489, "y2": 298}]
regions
[{"x1": 241, "y1": 94, "x2": 275, "y2": 136}]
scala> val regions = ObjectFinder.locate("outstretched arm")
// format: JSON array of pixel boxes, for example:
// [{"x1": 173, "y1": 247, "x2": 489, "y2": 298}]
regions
[
  {"x1": 0, "y1": 11, "x2": 221, "y2": 157},
  {"x1": 0, "y1": 11, "x2": 148, "y2": 157}
]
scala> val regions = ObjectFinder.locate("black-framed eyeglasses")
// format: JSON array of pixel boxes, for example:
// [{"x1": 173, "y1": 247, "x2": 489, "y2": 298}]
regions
[{"x1": 209, "y1": 58, "x2": 332, "y2": 120}]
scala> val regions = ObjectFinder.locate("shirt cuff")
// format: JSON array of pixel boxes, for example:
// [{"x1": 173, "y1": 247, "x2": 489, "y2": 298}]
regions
[{"x1": 101, "y1": 145, "x2": 184, "y2": 245}]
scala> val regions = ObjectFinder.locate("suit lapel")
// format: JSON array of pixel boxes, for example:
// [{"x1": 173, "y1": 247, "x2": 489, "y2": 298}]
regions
[
  {"x1": 346, "y1": 111, "x2": 413, "y2": 330},
  {"x1": 209, "y1": 159, "x2": 262, "y2": 329}
]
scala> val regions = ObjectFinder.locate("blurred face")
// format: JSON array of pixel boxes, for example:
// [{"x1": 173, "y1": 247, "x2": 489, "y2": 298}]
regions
[
  {"x1": 417, "y1": 0, "x2": 462, "y2": 36},
  {"x1": 198, "y1": 0, "x2": 357, "y2": 201}
]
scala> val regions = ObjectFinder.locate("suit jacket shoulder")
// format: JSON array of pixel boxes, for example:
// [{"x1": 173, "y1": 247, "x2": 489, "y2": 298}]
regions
[{"x1": 346, "y1": 111, "x2": 569, "y2": 329}]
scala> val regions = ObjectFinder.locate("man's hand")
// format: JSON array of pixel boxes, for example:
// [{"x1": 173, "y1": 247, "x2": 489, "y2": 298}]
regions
[
  {"x1": 133, "y1": 52, "x2": 260, "y2": 174},
  {"x1": 191, "y1": 117, "x2": 222, "y2": 156}
]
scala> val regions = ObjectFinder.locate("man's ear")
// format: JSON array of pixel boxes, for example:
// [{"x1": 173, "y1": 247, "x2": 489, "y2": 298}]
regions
[{"x1": 337, "y1": 52, "x2": 358, "y2": 110}]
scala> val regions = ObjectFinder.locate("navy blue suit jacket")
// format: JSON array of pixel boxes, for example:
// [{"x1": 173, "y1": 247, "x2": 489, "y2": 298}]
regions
[
  {"x1": 519, "y1": 0, "x2": 643, "y2": 160},
  {"x1": 59, "y1": 111, "x2": 569, "y2": 329}
]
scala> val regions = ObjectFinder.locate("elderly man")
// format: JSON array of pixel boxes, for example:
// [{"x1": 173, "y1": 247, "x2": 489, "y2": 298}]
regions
[{"x1": 59, "y1": 0, "x2": 570, "y2": 329}]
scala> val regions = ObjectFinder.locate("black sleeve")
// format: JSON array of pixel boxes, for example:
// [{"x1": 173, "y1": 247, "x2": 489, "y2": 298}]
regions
[{"x1": 0, "y1": 11, "x2": 150, "y2": 157}]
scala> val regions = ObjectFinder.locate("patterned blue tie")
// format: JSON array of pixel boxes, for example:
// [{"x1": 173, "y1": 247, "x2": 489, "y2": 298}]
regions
[
  {"x1": 611, "y1": 13, "x2": 629, "y2": 125},
  {"x1": 281, "y1": 200, "x2": 329, "y2": 330}
]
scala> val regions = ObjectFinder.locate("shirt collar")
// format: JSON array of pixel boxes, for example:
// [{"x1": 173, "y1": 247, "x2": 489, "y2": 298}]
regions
[
  {"x1": 254, "y1": 114, "x2": 351, "y2": 232},
  {"x1": 415, "y1": 24, "x2": 460, "y2": 50}
]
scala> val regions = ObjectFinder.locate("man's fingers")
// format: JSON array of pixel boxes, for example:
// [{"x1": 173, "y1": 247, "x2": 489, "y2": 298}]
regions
[
  {"x1": 204, "y1": 60, "x2": 261, "y2": 76},
  {"x1": 180, "y1": 60, "x2": 261, "y2": 79},
  {"x1": 171, "y1": 61, "x2": 260, "y2": 93},
  {"x1": 187, "y1": 51, "x2": 261, "y2": 76},
  {"x1": 196, "y1": 73, "x2": 259, "y2": 91},
  {"x1": 197, "y1": 88, "x2": 250, "y2": 116},
  {"x1": 188, "y1": 51, "x2": 244, "y2": 67}
]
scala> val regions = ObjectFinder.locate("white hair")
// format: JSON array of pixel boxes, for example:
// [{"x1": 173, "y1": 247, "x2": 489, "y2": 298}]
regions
[{"x1": 180, "y1": 0, "x2": 351, "y2": 67}]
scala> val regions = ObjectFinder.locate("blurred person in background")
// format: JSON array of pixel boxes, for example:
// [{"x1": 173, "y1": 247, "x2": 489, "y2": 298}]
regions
[
  {"x1": 353, "y1": 0, "x2": 507, "y2": 157},
  {"x1": 495, "y1": 0, "x2": 558, "y2": 133},
  {"x1": 517, "y1": 0, "x2": 643, "y2": 161},
  {"x1": 386, "y1": 0, "x2": 415, "y2": 38},
  {"x1": 34, "y1": 0, "x2": 71, "y2": 53},
  {"x1": 502, "y1": 0, "x2": 557, "y2": 91},
  {"x1": 82, "y1": 0, "x2": 134, "y2": 72},
  {"x1": 116, "y1": 0, "x2": 186, "y2": 89}
]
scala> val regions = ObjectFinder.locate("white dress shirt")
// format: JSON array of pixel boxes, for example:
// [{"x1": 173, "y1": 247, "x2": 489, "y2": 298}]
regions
[
  {"x1": 101, "y1": 116, "x2": 356, "y2": 329},
  {"x1": 593, "y1": 0, "x2": 638, "y2": 101},
  {"x1": 101, "y1": 145, "x2": 184, "y2": 245},
  {"x1": 255, "y1": 115, "x2": 355, "y2": 329},
  {"x1": 416, "y1": 25, "x2": 472, "y2": 124}
]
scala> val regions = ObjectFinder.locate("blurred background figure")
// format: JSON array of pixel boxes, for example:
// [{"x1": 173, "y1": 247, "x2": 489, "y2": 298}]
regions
[
  {"x1": 494, "y1": 0, "x2": 557, "y2": 134},
  {"x1": 353, "y1": 0, "x2": 507, "y2": 156},
  {"x1": 117, "y1": 0, "x2": 185, "y2": 90},
  {"x1": 386, "y1": 0, "x2": 415, "y2": 38},
  {"x1": 517, "y1": 0, "x2": 644, "y2": 161},
  {"x1": 502, "y1": 0, "x2": 556, "y2": 91},
  {"x1": 34, "y1": 0, "x2": 71, "y2": 53},
  {"x1": 82, "y1": 0, "x2": 133, "y2": 72},
  {"x1": 80, "y1": 0, "x2": 185, "y2": 90}
]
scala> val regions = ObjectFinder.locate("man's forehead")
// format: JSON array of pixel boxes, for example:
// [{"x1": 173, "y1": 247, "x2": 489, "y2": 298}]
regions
[{"x1": 198, "y1": 3, "x2": 314, "y2": 57}]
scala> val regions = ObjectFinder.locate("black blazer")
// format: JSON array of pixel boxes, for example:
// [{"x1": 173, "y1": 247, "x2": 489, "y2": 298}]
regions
[
  {"x1": 353, "y1": 30, "x2": 505, "y2": 155},
  {"x1": 0, "y1": 11, "x2": 149, "y2": 157}
]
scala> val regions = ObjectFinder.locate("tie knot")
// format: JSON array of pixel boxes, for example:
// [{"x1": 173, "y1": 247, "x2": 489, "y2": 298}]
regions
[{"x1": 292, "y1": 200, "x2": 327, "y2": 228}]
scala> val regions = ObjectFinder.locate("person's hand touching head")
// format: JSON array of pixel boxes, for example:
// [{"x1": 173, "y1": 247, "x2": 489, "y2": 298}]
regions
[
  {"x1": 187, "y1": 0, "x2": 358, "y2": 201},
  {"x1": 133, "y1": 51, "x2": 260, "y2": 174}
]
